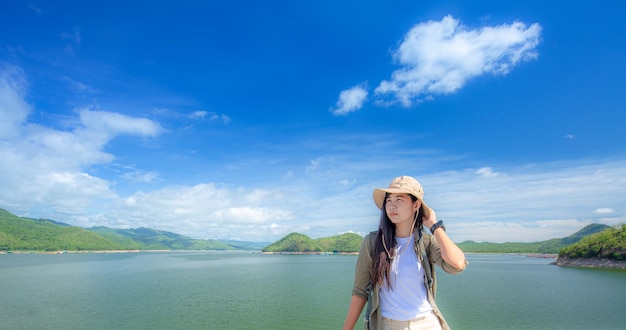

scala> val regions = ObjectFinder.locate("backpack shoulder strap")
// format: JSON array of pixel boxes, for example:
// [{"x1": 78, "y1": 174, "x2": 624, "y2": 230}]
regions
[{"x1": 418, "y1": 234, "x2": 434, "y2": 289}]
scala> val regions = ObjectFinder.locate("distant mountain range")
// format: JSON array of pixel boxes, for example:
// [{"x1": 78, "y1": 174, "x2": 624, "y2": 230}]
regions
[
  {"x1": 457, "y1": 223, "x2": 612, "y2": 254},
  {"x1": 262, "y1": 224, "x2": 613, "y2": 255},
  {"x1": 1, "y1": 208, "x2": 622, "y2": 258},
  {"x1": 0, "y1": 209, "x2": 269, "y2": 252}
]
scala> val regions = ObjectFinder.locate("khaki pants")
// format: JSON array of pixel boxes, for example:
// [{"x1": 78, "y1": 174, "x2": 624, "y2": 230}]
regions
[{"x1": 382, "y1": 312, "x2": 443, "y2": 330}]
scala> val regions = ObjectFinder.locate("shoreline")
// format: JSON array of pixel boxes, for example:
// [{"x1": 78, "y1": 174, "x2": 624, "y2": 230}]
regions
[
  {"x1": 259, "y1": 251, "x2": 358, "y2": 255},
  {"x1": 4, "y1": 250, "x2": 623, "y2": 271},
  {"x1": 526, "y1": 253, "x2": 558, "y2": 258},
  {"x1": 462, "y1": 252, "x2": 558, "y2": 258},
  {"x1": 552, "y1": 256, "x2": 626, "y2": 270},
  {"x1": 1, "y1": 250, "x2": 143, "y2": 255},
  {"x1": 0, "y1": 249, "x2": 233, "y2": 255}
]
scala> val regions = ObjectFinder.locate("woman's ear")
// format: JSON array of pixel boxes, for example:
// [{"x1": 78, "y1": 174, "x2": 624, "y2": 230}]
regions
[{"x1": 414, "y1": 199, "x2": 421, "y2": 211}]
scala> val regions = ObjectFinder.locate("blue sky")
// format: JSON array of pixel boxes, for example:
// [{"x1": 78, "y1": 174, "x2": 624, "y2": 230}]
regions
[{"x1": 1, "y1": 1, "x2": 625, "y2": 243}]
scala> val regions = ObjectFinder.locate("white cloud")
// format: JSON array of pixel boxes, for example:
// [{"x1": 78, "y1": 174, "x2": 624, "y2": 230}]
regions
[
  {"x1": 120, "y1": 169, "x2": 160, "y2": 183},
  {"x1": 77, "y1": 108, "x2": 163, "y2": 138},
  {"x1": 0, "y1": 65, "x2": 31, "y2": 139},
  {"x1": 1, "y1": 108, "x2": 163, "y2": 175},
  {"x1": 422, "y1": 161, "x2": 626, "y2": 242},
  {"x1": 220, "y1": 207, "x2": 291, "y2": 224},
  {"x1": 62, "y1": 76, "x2": 97, "y2": 93},
  {"x1": 306, "y1": 157, "x2": 324, "y2": 174},
  {"x1": 0, "y1": 66, "x2": 164, "y2": 218},
  {"x1": 375, "y1": 15, "x2": 541, "y2": 107},
  {"x1": 476, "y1": 167, "x2": 499, "y2": 177},
  {"x1": 2, "y1": 65, "x2": 624, "y2": 243},
  {"x1": 209, "y1": 113, "x2": 231, "y2": 124},
  {"x1": 189, "y1": 111, "x2": 208, "y2": 119},
  {"x1": 339, "y1": 178, "x2": 356, "y2": 187},
  {"x1": 188, "y1": 110, "x2": 230, "y2": 124},
  {"x1": 99, "y1": 183, "x2": 295, "y2": 239},
  {"x1": 330, "y1": 84, "x2": 368, "y2": 115},
  {"x1": 245, "y1": 189, "x2": 272, "y2": 203}
]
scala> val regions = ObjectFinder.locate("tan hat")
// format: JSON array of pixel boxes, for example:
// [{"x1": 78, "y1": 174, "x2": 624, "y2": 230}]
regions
[{"x1": 373, "y1": 176, "x2": 431, "y2": 219}]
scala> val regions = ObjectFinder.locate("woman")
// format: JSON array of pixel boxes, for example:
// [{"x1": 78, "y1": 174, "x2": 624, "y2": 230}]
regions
[{"x1": 343, "y1": 176, "x2": 467, "y2": 330}]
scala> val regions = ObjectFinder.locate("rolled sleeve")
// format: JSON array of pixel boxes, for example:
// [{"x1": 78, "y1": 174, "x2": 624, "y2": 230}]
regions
[
  {"x1": 351, "y1": 233, "x2": 374, "y2": 300},
  {"x1": 426, "y1": 234, "x2": 467, "y2": 274}
]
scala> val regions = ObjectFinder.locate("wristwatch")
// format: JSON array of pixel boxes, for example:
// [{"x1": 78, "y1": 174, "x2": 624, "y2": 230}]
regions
[{"x1": 430, "y1": 220, "x2": 445, "y2": 233}]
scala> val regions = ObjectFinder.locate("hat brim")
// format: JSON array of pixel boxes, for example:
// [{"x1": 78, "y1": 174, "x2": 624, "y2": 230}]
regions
[{"x1": 373, "y1": 188, "x2": 431, "y2": 219}]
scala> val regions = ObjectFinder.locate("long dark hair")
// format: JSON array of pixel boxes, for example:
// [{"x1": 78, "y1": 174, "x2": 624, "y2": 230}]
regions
[{"x1": 371, "y1": 193, "x2": 424, "y2": 289}]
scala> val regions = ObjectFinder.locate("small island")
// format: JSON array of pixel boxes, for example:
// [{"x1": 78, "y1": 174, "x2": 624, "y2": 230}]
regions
[
  {"x1": 552, "y1": 224, "x2": 626, "y2": 269},
  {"x1": 261, "y1": 232, "x2": 362, "y2": 254}
]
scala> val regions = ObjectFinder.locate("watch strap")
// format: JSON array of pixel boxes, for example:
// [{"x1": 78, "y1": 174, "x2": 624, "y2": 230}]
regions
[{"x1": 430, "y1": 220, "x2": 445, "y2": 233}]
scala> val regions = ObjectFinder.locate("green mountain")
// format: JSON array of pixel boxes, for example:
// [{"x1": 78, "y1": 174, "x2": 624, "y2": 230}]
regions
[
  {"x1": 261, "y1": 232, "x2": 363, "y2": 253},
  {"x1": 316, "y1": 232, "x2": 363, "y2": 252},
  {"x1": 218, "y1": 239, "x2": 271, "y2": 250},
  {"x1": 263, "y1": 232, "x2": 320, "y2": 252},
  {"x1": 559, "y1": 224, "x2": 626, "y2": 260},
  {"x1": 87, "y1": 226, "x2": 234, "y2": 250},
  {"x1": 263, "y1": 224, "x2": 616, "y2": 254},
  {"x1": 0, "y1": 209, "x2": 123, "y2": 251},
  {"x1": 457, "y1": 223, "x2": 611, "y2": 254},
  {"x1": 0, "y1": 208, "x2": 263, "y2": 252},
  {"x1": 2, "y1": 207, "x2": 619, "y2": 255}
]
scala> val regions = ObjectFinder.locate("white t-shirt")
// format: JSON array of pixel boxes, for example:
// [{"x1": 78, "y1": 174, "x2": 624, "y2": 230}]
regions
[{"x1": 379, "y1": 236, "x2": 433, "y2": 320}]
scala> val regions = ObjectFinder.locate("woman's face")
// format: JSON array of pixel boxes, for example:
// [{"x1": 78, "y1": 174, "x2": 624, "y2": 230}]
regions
[{"x1": 385, "y1": 193, "x2": 420, "y2": 224}]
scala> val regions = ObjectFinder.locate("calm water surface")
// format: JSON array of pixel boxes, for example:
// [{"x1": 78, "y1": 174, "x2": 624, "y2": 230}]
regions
[{"x1": 1, "y1": 252, "x2": 624, "y2": 329}]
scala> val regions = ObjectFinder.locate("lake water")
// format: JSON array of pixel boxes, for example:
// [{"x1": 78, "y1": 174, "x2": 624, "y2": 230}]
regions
[{"x1": 1, "y1": 252, "x2": 624, "y2": 329}]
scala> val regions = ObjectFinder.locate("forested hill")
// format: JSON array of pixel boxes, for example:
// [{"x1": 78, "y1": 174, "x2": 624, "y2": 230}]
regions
[
  {"x1": 261, "y1": 232, "x2": 363, "y2": 253},
  {"x1": 457, "y1": 223, "x2": 610, "y2": 254},
  {"x1": 0, "y1": 209, "x2": 268, "y2": 252},
  {"x1": 0, "y1": 209, "x2": 123, "y2": 251},
  {"x1": 2, "y1": 207, "x2": 620, "y2": 255},
  {"x1": 86, "y1": 226, "x2": 234, "y2": 250},
  {"x1": 559, "y1": 224, "x2": 626, "y2": 260}
]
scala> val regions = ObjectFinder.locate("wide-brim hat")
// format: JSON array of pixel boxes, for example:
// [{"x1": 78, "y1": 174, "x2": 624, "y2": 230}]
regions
[{"x1": 373, "y1": 175, "x2": 431, "y2": 219}]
